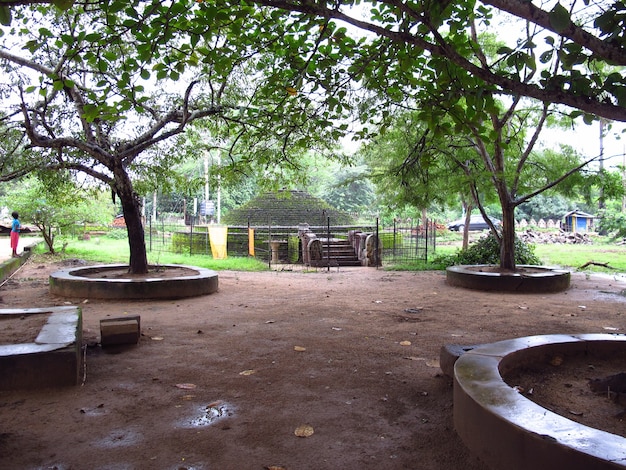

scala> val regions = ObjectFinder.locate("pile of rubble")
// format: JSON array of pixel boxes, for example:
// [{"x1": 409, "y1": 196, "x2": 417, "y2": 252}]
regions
[{"x1": 518, "y1": 229, "x2": 593, "y2": 244}]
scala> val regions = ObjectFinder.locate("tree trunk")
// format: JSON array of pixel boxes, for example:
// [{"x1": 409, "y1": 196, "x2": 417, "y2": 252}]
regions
[
  {"x1": 499, "y1": 203, "x2": 516, "y2": 271},
  {"x1": 461, "y1": 199, "x2": 473, "y2": 250},
  {"x1": 114, "y1": 167, "x2": 148, "y2": 274}
]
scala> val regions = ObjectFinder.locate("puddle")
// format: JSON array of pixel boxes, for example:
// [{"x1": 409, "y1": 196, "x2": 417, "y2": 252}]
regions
[
  {"x1": 97, "y1": 427, "x2": 143, "y2": 449},
  {"x1": 184, "y1": 401, "x2": 234, "y2": 428}
]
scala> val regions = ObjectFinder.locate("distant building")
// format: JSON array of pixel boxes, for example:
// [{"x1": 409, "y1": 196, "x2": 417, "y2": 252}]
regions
[{"x1": 562, "y1": 210, "x2": 595, "y2": 233}]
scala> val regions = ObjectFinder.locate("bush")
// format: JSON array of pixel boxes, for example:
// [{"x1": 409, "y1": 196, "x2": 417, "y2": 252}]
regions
[
  {"x1": 432, "y1": 232, "x2": 541, "y2": 267},
  {"x1": 106, "y1": 228, "x2": 128, "y2": 240},
  {"x1": 597, "y1": 210, "x2": 626, "y2": 239}
]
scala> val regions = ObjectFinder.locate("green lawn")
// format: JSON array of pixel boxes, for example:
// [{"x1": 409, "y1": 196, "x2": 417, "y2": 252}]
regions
[
  {"x1": 35, "y1": 236, "x2": 268, "y2": 272},
  {"x1": 434, "y1": 232, "x2": 626, "y2": 274},
  {"x1": 32, "y1": 232, "x2": 626, "y2": 274},
  {"x1": 532, "y1": 242, "x2": 626, "y2": 273}
]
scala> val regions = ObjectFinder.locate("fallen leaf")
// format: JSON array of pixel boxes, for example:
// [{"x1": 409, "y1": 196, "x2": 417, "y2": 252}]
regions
[
  {"x1": 425, "y1": 359, "x2": 440, "y2": 368},
  {"x1": 331, "y1": 327, "x2": 342, "y2": 331},
  {"x1": 294, "y1": 346, "x2": 306, "y2": 352},
  {"x1": 399, "y1": 341, "x2": 412, "y2": 346},
  {"x1": 265, "y1": 320, "x2": 275, "y2": 324},
  {"x1": 265, "y1": 466, "x2": 286, "y2": 470},
  {"x1": 294, "y1": 424, "x2": 314, "y2": 437},
  {"x1": 175, "y1": 383, "x2": 196, "y2": 390},
  {"x1": 550, "y1": 356, "x2": 563, "y2": 366},
  {"x1": 239, "y1": 369, "x2": 256, "y2": 376},
  {"x1": 151, "y1": 336, "x2": 164, "y2": 341},
  {"x1": 518, "y1": 306, "x2": 528, "y2": 310}
]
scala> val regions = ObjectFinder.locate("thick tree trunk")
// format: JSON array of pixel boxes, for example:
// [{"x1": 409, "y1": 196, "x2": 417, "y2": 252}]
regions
[
  {"x1": 114, "y1": 167, "x2": 148, "y2": 274},
  {"x1": 499, "y1": 203, "x2": 516, "y2": 271}
]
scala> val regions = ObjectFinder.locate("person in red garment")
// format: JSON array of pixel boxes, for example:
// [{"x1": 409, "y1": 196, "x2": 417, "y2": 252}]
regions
[{"x1": 10, "y1": 211, "x2": 20, "y2": 257}]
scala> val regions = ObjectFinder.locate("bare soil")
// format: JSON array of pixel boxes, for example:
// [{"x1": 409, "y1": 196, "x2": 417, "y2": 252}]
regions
[{"x1": 0, "y1": 257, "x2": 626, "y2": 470}]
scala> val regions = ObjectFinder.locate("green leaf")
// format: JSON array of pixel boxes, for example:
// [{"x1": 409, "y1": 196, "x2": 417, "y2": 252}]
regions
[
  {"x1": 549, "y1": 3, "x2": 571, "y2": 33},
  {"x1": 539, "y1": 50, "x2": 553, "y2": 64},
  {"x1": 52, "y1": 0, "x2": 74, "y2": 10},
  {"x1": 0, "y1": 5, "x2": 11, "y2": 26}
]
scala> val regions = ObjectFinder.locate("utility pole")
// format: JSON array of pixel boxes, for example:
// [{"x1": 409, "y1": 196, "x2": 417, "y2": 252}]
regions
[{"x1": 599, "y1": 119, "x2": 606, "y2": 211}]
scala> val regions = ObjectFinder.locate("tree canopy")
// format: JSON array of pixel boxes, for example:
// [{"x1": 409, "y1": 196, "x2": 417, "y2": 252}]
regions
[{"x1": 0, "y1": 0, "x2": 623, "y2": 271}]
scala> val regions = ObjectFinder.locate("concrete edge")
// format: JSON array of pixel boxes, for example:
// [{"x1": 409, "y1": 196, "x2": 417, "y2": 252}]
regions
[
  {"x1": 446, "y1": 265, "x2": 571, "y2": 293},
  {"x1": 452, "y1": 334, "x2": 626, "y2": 469},
  {"x1": 0, "y1": 241, "x2": 38, "y2": 283},
  {"x1": 0, "y1": 306, "x2": 82, "y2": 389},
  {"x1": 49, "y1": 264, "x2": 219, "y2": 299}
]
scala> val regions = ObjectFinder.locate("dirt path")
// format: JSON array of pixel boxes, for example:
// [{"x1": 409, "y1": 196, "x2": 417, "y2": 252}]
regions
[{"x1": 0, "y1": 258, "x2": 625, "y2": 469}]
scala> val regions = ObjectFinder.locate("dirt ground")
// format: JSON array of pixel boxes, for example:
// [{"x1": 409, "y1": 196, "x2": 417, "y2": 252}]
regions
[{"x1": 0, "y1": 257, "x2": 626, "y2": 470}]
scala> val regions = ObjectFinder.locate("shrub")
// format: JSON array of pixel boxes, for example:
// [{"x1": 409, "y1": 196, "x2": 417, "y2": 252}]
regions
[
  {"x1": 597, "y1": 209, "x2": 626, "y2": 239},
  {"x1": 432, "y1": 232, "x2": 540, "y2": 267}
]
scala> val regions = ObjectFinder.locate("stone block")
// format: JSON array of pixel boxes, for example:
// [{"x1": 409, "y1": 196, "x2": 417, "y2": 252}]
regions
[{"x1": 100, "y1": 315, "x2": 140, "y2": 347}]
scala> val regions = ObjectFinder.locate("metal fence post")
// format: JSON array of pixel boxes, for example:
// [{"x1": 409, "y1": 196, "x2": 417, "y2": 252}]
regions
[
  {"x1": 268, "y1": 217, "x2": 272, "y2": 270},
  {"x1": 326, "y1": 216, "x2": 331, "y2": 271},
  {"x1": 376, "y1": 217, "x2": 380, "y2": 268},
  {"x1": 189, "y1": 216, "x2": 194, "y2": 255}
]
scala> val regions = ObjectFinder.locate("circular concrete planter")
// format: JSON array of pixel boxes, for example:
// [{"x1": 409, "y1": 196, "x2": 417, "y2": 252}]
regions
[
  {"x1": 453, "y1": 334, "x2": 626, "y2": 470},
  {"x1": 446, "y1": 264, "x2": 570, "y2": 293},
  {"x1": 49, "y1": 264, "x2": 218, "y2": 300}
]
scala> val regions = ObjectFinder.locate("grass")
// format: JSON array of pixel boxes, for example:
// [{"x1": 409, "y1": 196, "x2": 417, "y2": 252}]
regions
[
  {"x1": 386, "y1": 232, "x2": 626, "y2": 274},
  {"x1": 532, "y1": 242, "x2": 626, "y2": 273},
  {"x1": 29, "y1": 231, "x2": 626, "y2": 275},
  {"x1": 34, "y1": 236, "x2": 268, "y2": 272}
]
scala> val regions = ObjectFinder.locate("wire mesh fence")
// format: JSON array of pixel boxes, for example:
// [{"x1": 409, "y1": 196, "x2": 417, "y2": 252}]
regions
[{"x1": 144, "y1": 216, "x2": 437, "y2": 269}]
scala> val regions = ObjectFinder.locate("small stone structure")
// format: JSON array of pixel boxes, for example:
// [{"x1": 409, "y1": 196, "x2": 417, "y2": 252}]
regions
[
  {"x1": 0, "y1": 306, "x2": 82, "y2": 390},
  {"x1": 100, "y1": 315, "x2": 141, "y2": 347},
  {"x1": 298, "y1": 226, "x2": 380, "y2": 267}
]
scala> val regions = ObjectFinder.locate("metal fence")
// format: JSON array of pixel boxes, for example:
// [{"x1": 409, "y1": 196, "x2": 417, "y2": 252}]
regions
[{"x1": 144, "y1": 216, "x2": 437, "y2": 268}]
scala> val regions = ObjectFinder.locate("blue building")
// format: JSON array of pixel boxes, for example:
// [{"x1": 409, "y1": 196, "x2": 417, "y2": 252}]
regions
[{"x1": 562, "y1": 210, "x2": 595, "y2": 233}]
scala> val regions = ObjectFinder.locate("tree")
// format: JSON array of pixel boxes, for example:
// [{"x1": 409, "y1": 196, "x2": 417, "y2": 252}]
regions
[
  {"x1": 2, "y1": 176, "x2": 114, "y2": 253},
  {"x1": 1, "y1": 0, "x2": 624, "y2": 271},
  {"x1": 0, "y1": 3, "x2": 351, "y2": 273},
  {"x1": 250, "y1": 0, "x2": 626, "y2": 122}
]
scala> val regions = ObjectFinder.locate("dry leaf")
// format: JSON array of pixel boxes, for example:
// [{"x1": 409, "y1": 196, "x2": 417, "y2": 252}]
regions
[
  {"x1": 265, "y1": 466, "x2": 286, "y2": 470},
  {"x1": 151, "y1": 336, "x2": 164, "y2": 341},
  {"x1": 399, "y1": 341, "x2": 411, "y2": 346},
  {"x1": 294, "y1": 346, "x2": 306, "y2": 352},
  {"x1": 175, "y1": 383, "x2": 196, "y2": 390},
  {"x1": 294, "y1": 424, "x2": 314, "y2": 437},
  {"x1": 239, "y1": 369, "x2": 256, "y2": 376},
  {"x1": 286, "y1": 86, "x2": 298, "y2": 96},
  {"x1": 425, "y1": 359, "x2": 440, "y2": 368},
  {"x1": 550, "y1": 356, "x2": 563, "y2": 366}
]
